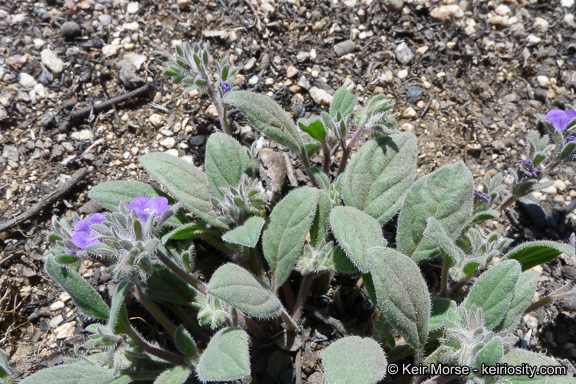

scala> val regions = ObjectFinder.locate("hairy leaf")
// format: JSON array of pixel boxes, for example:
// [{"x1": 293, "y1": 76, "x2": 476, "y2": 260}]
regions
[
  {"x1": 308, "y1": 167, "x2": 330, "y2": 191},
  {"x1": 502, "y1": 348, "x2": 573, "y2": 383},
  {"x1": 423, "y1": 217, "x2": 464, "y2": 264},
  {"x1": 429, "y1": 298, "x2": 457, "y2": 331},
  {"x1": 501, "y1": 240, "x2": 575, "y2": 271},
  {"x1": 139, "y1": 153, "x2": 224, "y2": 229},
  {"x1": 161, "y1": 223, "x2": 216, "y2": 244},
  {"x1": 19, "y1": 363, "x2": 131, "y2": 384},
  {"x1": 154, "y1": 366, "x2": 191, "y2": 384},
  {"x1": 196, "y1": 328, "x2": 250, "y2": 382},
  {"x1": 142, "y1": 266, "x2": 196, "y2": 305},
  {"x1": 310, "y1": 190, "x2": 331, "y2": 246},
  {"x1": 209, "y1": 263, "x2": 282, "y2": 319},
  {"x1": 467, "y1": 209, "x2": 500, "y2": 225},
  {"x1": 298, "y1": 116, "x2": 326, "y2": 142},
  {"x1": 474, "y1": 336, "x2": 503, "y2": 370},
  {"x1": 330, "y1": 206, "x2": 384, "y2": 272},
  {"x1": 0, "y1": 349, "x2": 12, "y2": 383},
  {"x1": 108, "y1": 280, "x2": 132, "y2": 332},
  {"x1": 464, "y1": 259, "x2": 521, "y2": 330},
  {"x1": 262, "y1": 188, "x2": 319, "y2": 289},
  {"x1": 397, "y1": 161, "x2": 473, "y2": 262},
  {"x1": 369, "y1": 247, "x2": 431, "y2": 350},
  {"x1": 222, "y1": 217, "x2": 265, "y2": 248},
  {"x1": 495, "y1": 271, "x2": 539, "y2": 332},
  {"x1": 330, "y1": 86, "x2": 357, "y2": 119},
  {"x1": 45, "y1": 254, "x2": 109, "y2": 320},
  {"x1": 342, "y1": 133, "x2": 417, "y2": 224},
  {"x1": 323, "y1": 336, "x2": 387, "y2": 384},
  {"x1": 205, "y1": 133, "x2": 255, "y2": 200},
  {"x1": 174, "y1": 325, "x2": 197, "y2": 358},
  {"x1": 223, "y1": 91, "x2": 303, "y2": 154}
]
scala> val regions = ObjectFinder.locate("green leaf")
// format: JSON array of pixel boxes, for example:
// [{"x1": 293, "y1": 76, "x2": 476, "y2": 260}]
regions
[
  {"x1": 323, "y1": 336, "x2": 387, "y2": 384},
  {"x1": 222, "y1": 217, "x2": 265, "y2": 248},
  {"x1": 262, "y1": 188, "x2": 319, "y2": 289},
  {"x1": 502, "y1": 348, "x2": 574, "y2": 383},
  {"x1": 20, "y1": 363, "x2": 130, "y2": 384},
  {"x1": 45, "y1": 254, "x2": 109, "y2": 320},
  {"x1": 397, "y1": 161, "x2": 474, "y2": 262},
  {"x1": 308, "y1": 167, "x2": 330, "y2": 191},
  {"x1": 223, "y1": 91, "x2": 303, "y2": 154},
  {"x1": 329, "y1": 206, "x2": 384, "y2": 272},
  {"x1": 298, "y1": 116, "x2": 326, "y2": 142},
  {"x1": 0, "y1": 349, "x2": 13, "y2": 383},
  {"x1": 464, "y1": 259, "x2": 521, "y2": 330},
  {"x1": 209, "y1": 263, "x2": 282, "y2": 319},
  {"x1": 429, "y1": 298, "x2": 457, "y2": 331},
  {"x1": 467, "y1": 209, "x2": 500, "y2": 225},
  {"x1": 108, "y1": 281, "x2": 132, "y2": 332},
  {"x1": 89, "y1": 180, "x2": 183, "y2": 227},
  {"x1": 369, "y1": 247, "x2": 431, "y2": 350},
  {"x1": 142, "y1": 265, "x2": 196, "y2": 305},
  {"x1": 174, "y1": 325, "x2": 197, "y2": 358},
  {"x1": 495, "y1": 271, "x2": 539, "y2": 332},
  {"x1": 140, "y1": 153, "x2": 225, "y2": 229},
  {"x1": 154, "y1": 366, "x2": 191, "y2": 384},
  {"x1": 330, "y1": 86, "x2": 357, "y2": 119},
  {"x1": 161, "y1": 223, "x2": 217, "y2": 244},
  {"x1": 196, "y1": 328, "x2": 250, "y2": 383},
  {"x1": 332, "y1": 246, "x2": 359, "y2": 274},
  {"x1": 342, "y1": 133, "x2": 417, "y2": 224},
  {"x1": 501, "y1": 240, "x2": 575, "y2": 271},
  {"x1": 474, "y1": 336, "x2": 503, "y2": 370},
  {"x1": 310, "y1": 190, "x2": 331, "y2": 246},
  {"x1": 423, "y1": 217, "x2": 464, "y2": 264},
  {"x1": 205, "y1": 133, "x2": 255, "y2": 201}
]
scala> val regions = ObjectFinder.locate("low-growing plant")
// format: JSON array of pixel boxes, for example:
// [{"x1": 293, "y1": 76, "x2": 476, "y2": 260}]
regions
[{"x1": 8, "y1": 42, "x2": 576, "y2": 384}]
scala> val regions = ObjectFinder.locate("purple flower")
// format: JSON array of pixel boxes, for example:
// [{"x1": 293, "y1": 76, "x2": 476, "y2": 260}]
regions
[
  {"x1": 220, "y1": 80, "x2": 231, "y2": 94},
  {"x1": 474, "y1": 190, "x2": 491, "y2": 204},
  {"x1": 194, "y1": 74, "x2": 205, "y2": 84},
  {"x1": 71, "y1": 213, "x2": 107, "y2": 249},
  {"x1": 126, "y1": 196, "x2": 171, "y2": 223},
  {"x1": 543, "y1": 109, "x2": 576, "y2": 132},
  {"x1": 517, "y1": 160, "x2": 537, "y2": 178}
]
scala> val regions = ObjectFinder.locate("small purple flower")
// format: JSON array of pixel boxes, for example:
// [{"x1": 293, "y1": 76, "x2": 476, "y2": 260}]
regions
[
  {"x1": 220, "y1": 80, "x2": 231, "y2": 94},
  {"x1": 474, "y1": 190, "x2": 491, "y2": 204},
  {"x1": 71, "y1": 213, "x2": 107, "y2": 249},
  {"x1": 517, "y1": 160, "x2": 537, "y2": 178},
  {"x1": 126, "y1": 196, "x2": 171, "y2": 223},
  {"x1": 543, "y1": 109, "x2": 576, "y2": 132}
]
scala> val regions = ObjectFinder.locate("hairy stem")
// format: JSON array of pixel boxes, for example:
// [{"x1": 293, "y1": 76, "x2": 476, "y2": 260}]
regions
[
  {"x1": 292, "y1": 274, "x2": 315, "y2": 323},
  {"x1": 525, "y1": 279, "x2": 576, "y2": 313},
  {"x1": 205, "y1": 236, "x2": 235, "y2": 257},
  {"x1": 156, "y1": 250, "x2": 207, "y2": 295},
  {"x1": 132, "y1": 283, "x2": 177, "y2": 338},
  {"x1": 321, "y1": 140, "x2": 331, "y2": 174},
  {"x1": 281, "y1": 282, "x2": 296, "y2": 315},
  {"x1": 337, "y1": 120, "x2": 368, "y2": 176},
  {"x1": 123, "y1": 324, "x2": 187, "y2": 366},
  {"x1": 166, "y1": 303, "x2": 210, "y2": 344},
  {"x1": 206, "y1": 85, "x2": 231, "y2": 136},
  {"x1": 439, "y1": 255, "x2": 451, "y2": 298}
]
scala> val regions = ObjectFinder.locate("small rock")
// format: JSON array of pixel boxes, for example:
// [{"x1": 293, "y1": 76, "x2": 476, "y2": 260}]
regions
[
  {"x1": 523, "y1": 314, "x2": 538, "y2": 330},
  {"x1": 54, "y1": 321, "x2": 76, "y2": 339},
  {"x1": 49, "y1": 315, "x2": 64, "y2": 329},
  {"x1": 495, "y1": 4, "x2": 511, "y2": 16},
  {"x1": 249, "y1": 75, "x2": 259, "y2": 85},
  {"x1": 149, "y1": 114, "x2": 163, "y2": 127},
  {"x1": 562, "y1": 0, "x2": 575, "y2": 7},
  {"x1": 60, "y1": 21, "x2": 81, "y2": 40},
  {"x1": 33, "y1": 38, "x2": 46, "y2": 49},
  {"x1": 19, "y1": 73, "x2": 37, "y2": 88},
  {"x1": 102, "y1": 44, "x2": 119, "y2": 57},
  {"x1": 70, "y1": 129, "x2": 93, "y2": 141},
  {"x1": 189, "y1": 135, "x2": 206, "y2": 146},
  {"x1": 244, "y1": 57, "x2": 256, "y2": 71},
  {"x1": 261, "y1": 2, "x2": 275, "y2": 14},
  {"x1": 296, "y1": 51, "x2": 310, "y2": 62},
  {"x1": 34, "y1": 83, "x2": 46, "y2": 98},
  {"x1": 396, "y1": 42, "x2": 414, "y2": 64},
  {"x1": 126, "y1": 1, "x2": 139, "y2": 13},
  {"x1": 397, "y1": 69, "x2": 408, "y2": 79},
  {"x1": 387, "y1": 0, "x2": 403, "y2": 12},
  {"x1": 177, "y1": 0, "x2": 191, "y2": 9},
  {"x1": 554, "y1": 180, "x2": 566, "y2": 191},
  {"x1": 0, "y1": 106, "x2": 8, "y2": 122},
  {"x1": 286, "y1": 66, "x2": 298, "y2": 79},
  {"x1": 534, "y1": 17, "x2": 549, "y2": 32},
  {"x1": 2, "y1": 145, "x2": 19, "y2": 162},
  {"x1": 124, "y1": 53, "x2": 146, "y2": 70},
  {"x1": 312, "y1": 19, "x2": 327, "y2": 31},
  {"x1": 50, "y1": 301, "x2": 65, "y2": 311},
  {"x1": 401, "y1": 123, "x2": 415, "y2": 134},
  {"x1": 122, "y1": 22, "x2": 139, "y2": 32},
  {"x1": 430, "y1": 5, "x2": 458, "y2": 21},
  {"x1": 99, "y1": 14, "x2": 112, "y2": 26},
  {"x1": 160, "y1": 137, "x2": 176, "y2": 148},
  {"x1": 333, "y1": 40, "x2": 355, "y2": 57},
  {"x1": 542, "y1": 184, "x2": 557, "y2": 194},
  {"x1": 235, "y1": 74, "x2": 246, "y2": 85},
  {"x1": 117, "y1": 60, "x2": 144, "y2": 90},
  {"x1": 537, "y1": 75, "x2": 550, "y2": 87},
  {"x1": 41, "y1": 49, "x2": 65, "y2": 74},
  {"x1": 564, "y1": 14, "x2": 576, "y2": 27},
  {"x1": 491, "y1": 140, "x2": 506, "y2": 153},
  {"x1": 402, "y1": 107, "x2": 417, "y2": 119},
  {"x1": 309, "y1": 86, "x2": 333, "y2": 105},
  {"x1": 526, "y1": 34, "x2": 542, "y2": 45}
]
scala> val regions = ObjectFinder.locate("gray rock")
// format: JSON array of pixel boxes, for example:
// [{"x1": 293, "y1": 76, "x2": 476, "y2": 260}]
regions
[
  {"x1": 387, "y1": 0, "x2": 404, "y2": 11},
  {"x1": 189, "y1": 135, "x2": 206, "y2": 146},
  {"x1": 333, "y1": 40, "x2": 355, "y2": 57},
  {"x1": 117, "y1": 60, "x2": 144, "y2": 90},
  {"x1": 2, "y1": 145, "x2": 19, "y2": 162},
  {"x1": 296, "y1": 51, "x2": 310, "y2": 63},
  {"x1": 60, "y1": 21, "x2": 82, "y2": 40},
  {"x1": 396, "y1": 42, "x2": 414, "y2": 64},
  {"x1": 99, "y1": 14, "x2": 112, "y2": 26}
]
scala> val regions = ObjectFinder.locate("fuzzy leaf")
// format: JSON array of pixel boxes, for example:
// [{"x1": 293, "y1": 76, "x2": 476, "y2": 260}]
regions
[
  {"x1": 474, "y1": 336, "x2": 503, "y2": 370},
  {"x1": 223, "y1": 91, "x2": 303, "y2": 154},
  {"x1": 139, "y1": 153, "x2": 225, "y2": 229},
  {"x1": 174, "y1": 325, "x2": 197, "y2": 358},
  {"x1": 154, "y1": 366, "x2": 191, "y2": 384},
  {"x1": 161, "y1": 223, "x2": 216, "y2": 244},
  {"x1": 369, "y1": 247, "x2": 431, "y2": 350},
  {"x1": 495, "y1": 271, "x2": 539, "y2": 332},
  {"x1": 209, "y1": 263, "x2": 282, "y2": 319},
  {"x1": 196, "y1": 328, "x2": 250, "y2": 383},
  {"x1": 464, "y1": 260, "x2": 521, "y2": 330},
  {"x1": 397, "y1": 161, "x2": 473, "y2": 262},
  {"x1": 45, "y1": 254, "x2": 109, "y2": 320},
  {"x1": 429, "y1": 298, "x2": 457, "y2": 331},
  {"x1": 342, "y1": 133, "x2": 417, "y2": 224},
  {"x1": 0, "y1": 349, "x2": 12, "y2": 383},
  {"x1": 467, "y1": 209, "x2": 500, "y2": 225},
  {"x1": 205, "y1": 133, "x2": 255, "y2": 200},
  {"x1": 298, "y1": 116, "x2": 326, "y2": 142},
  {"x1": 310, "y1": 190, "x2": 331, "y2": 246},
  {"x1": 423, "y1": 217, "x2": 464, "y2": 264},
  {"x1": 502, "y1": 348, "x2": 574, "y2": 383},
  {"x1": 222, "y1": 217, "x2": 265, "y2": 248},
  {"x1": 332, "y1": 246, "x2": 359, "y2": 274},
  {"x1": 329, "y1": 206, "x2": 384, "y2": 272},
  {"x1": 108, "y1": 281, "x2": 132, "y2": 332},
  {"x1": 501, "y1": 240, "x2": 575, "y2": 271},
  {"x1": 262, "y1": 188, "x2": 319, "y2": 289},
  {"x1": 19, "y1": 363, "x2": 131, "y2": 384},
  {"x1": 330, "y1": 86, "x2": 357, "y2": 119},
  {"x1": 323, "y1": 336, "x2": 387, "y2": 384},
  {"x1": 142, "y1": 266, "x2": 196, "y2": 305},
  {"x1": 308, "y1": 167, "x2": 330, "y2": 191}
]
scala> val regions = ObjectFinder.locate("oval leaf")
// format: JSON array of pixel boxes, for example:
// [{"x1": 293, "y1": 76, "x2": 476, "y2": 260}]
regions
[
  {"x1": 222, "y1": 217, "x2": 265, "y2": 248},
  {"x1": 45, "y1": 254, "x2": 109, "y2": 320},
  {"x1": 495, "y1": 271, "x2": 539, "y2": 332},
  {"x1": 329, "y1": 206, "x2": 384, "y2": 272},
  {"x1": 262, "y1": 188, "x2": 319, "y2": 289},
  {"x1": 464, "y1": 259, "x2": 521, "y2": 330},
  {"x1": 342, "y1": 133, "x2": 417, "y2": 224},
  {"x1": 196, "y1": 327, "x2": 250, "y2": 383},
  {"x1": 205, "y1": 133, "x2": 255, "y2": 200},
  {"x1": 501, "y1": 240, "x2": 575, "y2": 271},
  {"x1": 20, "y1": 363, "x2": 130, "y2": 384},
  {"x1": 397, "y1": 161, "x2": 473, "y2": 262},
  {"x1": 330, "y1": 86, "x2": 357, "y2": 119},
  {"x1": 174, "y1": 325, "x2": 197, "y2": 358},
  {"x1": 323, "y1": 336, "x2": 387, "y2": 384},
  {"x1": 474, "y1": 336, "x2": 503, "y2": 370},
  {"x1": 502, "y1": 348, "x2": 573, "y2": 384},
  {"x1": 139, "y1": 153, "x2": 225, "y2": 229},
  {"x1": 429, "y1": 298, "x2": 457, "y2": 331},
  {"x1": 209, "y1": 263, "x2": 282, "y2": 319},
  {"x1": 369, "y1": 247, "x2": 431, "y2": 350},
  {"x1": 154, "y1": 366, "x2": 191, "y2": 384}
]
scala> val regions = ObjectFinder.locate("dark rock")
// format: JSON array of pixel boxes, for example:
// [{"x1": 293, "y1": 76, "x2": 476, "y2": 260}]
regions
[
  {"x1": 534, "y1": 88, "x2": 548, "y2": 103},
  {"x1": 562, "y1": 265, "x2": 576, "y2": 280},
  {"x1": 333, "y1": 40, "x2": 355, "y2": 57},
  {"x1": 60, "y1": 21, "x2": 82, "y2": 41},
  {"x1": 41, "y1": 112, "x2": 56, "y2": 128},
  {"x1": 189, "y1": 135, "x2": 206, "y2": 146}
]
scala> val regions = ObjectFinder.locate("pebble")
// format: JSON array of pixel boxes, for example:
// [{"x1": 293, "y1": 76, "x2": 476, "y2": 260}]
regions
[
  {"x1": 55, "y1": 321, "x2": 76, "y2": 340},
  {"x1": 297, "y1": 76, "x2": 310, "y2": 90},
  {"x1": 71, "y1": 129, "x2": 93, "y2": 140},
  {"x1": 333, "y1": 40, "x2": 355, "y2": 57},
  {"x1": 149, "y1": 114, "x2": 163, "y2": 127},
  {"x1": 34, "y1": 38, "x2": 46, "y2": 49},
  {"x1": 41, "y1": 49, "x2": 65, "y2": 74},
  {"x1": 523, "y1": 314, "x2": 538, "y2": 330},
  {"x1": 396, "y1": 42, "x2": 414, "y2": 64},
  {"x1": 401, "y1": 123, "x2": 415, "y2": 134},
  {"x1": 312, "y1": 19, "x2": 327, "y2": 31},
  {"x1": 19, "y1": 73, "x2": 37, "y2": 88},
  {"x1": 177, "y1": 0, "x2": 191, "y2": 9},
  {"x1": 554, "y1": 180, "x2": 567, "y2": 192},
  {"x1": 244, "y1": 57, "x2": 256, "y2": 71},
  {"x1": 160, "y1": 137, "x2": 176, "y2": 148},
  {"x1": 2, "y1": 145, "x2": 19, "y2": 162},
  {"x1": 387, "y1": 0, "x2": 404, "y2": 12},
  {"x1": 309, "y1": 87, "x2": 333, "y2": 105},
  {"x1": 99, "y1": 14, "x2": 112, "y2": 26},
  {"x1": 534, "y1": 17, "x2": 550, "y2": 33},
  {"x1": 126, "y1": 1, "x2": 139, "y2": 13},
  {"x1": 526, "y1": 34, "x2": 542, "y2": 45},
  {"x1": 102, "y1": 44, "x2": 119, "y2": 57},
  {"x1": 122, "y1": 22, "x2": 139, "y2": 31},
  {"x1": 60, "y1": 21, "x2": 81, "y2": 40},
  {"x1": 537, "y1": 75, "x2": 550, "y2": 87},
  {"x1": 562, "y1": 0, "x2": 575, "y2": 7},
  {"x1": 397, "y1": 69, "x2": 408, "y2": 79},
  {"x1": 124, "y1": 53, "x2": 146, "y2": 70},
  {"x1": 235, "y1": 74, "x2": 246, "y2": 85},
  {"x1": 429, "y1": 5, "x2": 461, "y2": 21},
  {"x1": 286, "y1": 66, "x2": 298, "y2": 78},
  {"x1": 495, "y1": 4, "x2": 511, "y2": 16},
  {"x1": 564, "y1": 14, "x2": 576, "y2": 27},
  {"x1": 296, "y1": 51, "x2": 310, "y2": 62},
  {"x1": 49, "y1": 314, "x2": 64, "y2": 329},
  {"x1": 402, "y1": 107, "x2": 417, "y2": 119},
  {"x1": 50, "y1": 301, "x2": 65, "y2": 311},
  {"x1": 542, "y1": 184, "x2": 557, "y2": 194},
  {"x1": 161, "y1": 129, "x2": 174, "y2": 137},
  {"x1": 249, "y1": 75, "x2": 259, "y2": 85}
]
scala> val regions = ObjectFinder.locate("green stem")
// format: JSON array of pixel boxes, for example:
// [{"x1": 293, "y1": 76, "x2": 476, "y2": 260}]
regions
[
  {"x1": 525, "y1": 279, "x2": 576, "y2": 313},
  {"x1": 132, "y1": 284, "x2": 177, "y2": 338},
  {"x1": 156, "y1": 250, "x2": 208, "y2": 295}
]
